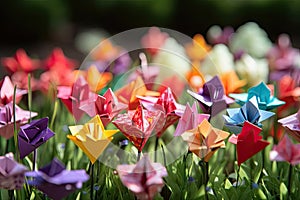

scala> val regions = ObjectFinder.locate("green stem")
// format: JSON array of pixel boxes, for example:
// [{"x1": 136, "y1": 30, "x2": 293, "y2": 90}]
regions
[
  {"x1": 236, "y1": 165, "x2": 241, "y2": 188},
  {"x1": 161, "y1": 144, "x2": 166, "y2": 166},
  {"x1": 28, "y1": 73, "x2": 32, "y2": 123},
  {"x1": 13, "y1": 85, "x2": 20, "y2": 162},
  {"x1": 90, "y1": 163, "x2": 95, "y2": 200},
  {"x1": 288, "y1": 164, "x2": 293, "y2": 198},
  {"x1": 154, "y1": 137, "x2": 159, "y2": 162}
]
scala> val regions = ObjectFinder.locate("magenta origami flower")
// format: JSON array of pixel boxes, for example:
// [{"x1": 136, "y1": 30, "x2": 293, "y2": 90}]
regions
[
  {"x1": 26, "y1": 158, "x2": 89, "y2": 200},
  {"x1": 270, "y1": 135, "x2": 300, "y2": 165},
  {"x1": 0, "y1": 76, "x2": 27, "y2": 106},
  {"x1": 117, "y1": 155, "x2": 167, "y2": 200},
  {"x1": 0, "y1": 153, "x2": 28, "y2": 190}
]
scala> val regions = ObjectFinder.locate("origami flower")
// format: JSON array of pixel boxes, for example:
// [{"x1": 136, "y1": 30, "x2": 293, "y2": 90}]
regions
[
  {"x1": 85, "y1": 65, "x2": 112, "y2": 92},
  {"x1": 68, "y1": 115, "x2": 118, "y2": 164},
  {"x1": 117, "y1": 154, "x2": 167, "y2": 200},
  {"x1": 26, "y1": 158, "x2": 89, "y2": 200},
  {"x1": 220, "y1": 70, "x2": 246, "y2": 95},
  {"x1": 229, "y1": 82, "x2": 285, "y2": 110},
  {"x1": 139, "y1": 87, "x2": 185, "y2": 137},
  {"x1": 185, "y1": 34, "x2": 211, "y2": 61},
  {"x1": 18, "y1": 117, "x2": 55, "y2": 159},
  {"x1": 181, "y1": 119, "x2": 229, "y2": 162},
  {"x1": 229, "y1": 121, "x2": 269, "y2": 165},
  {"x1": 186, "y1": 63, "x2": 205, "y2": 91},
  {"x1": 188, "y1": 76, "x2": 234, "y2": 117},
  {"x1": 141, "y1": 27, "x2": 169, "y2": 56},
  {"x1": 0, "y1": 153, "x2": 28, "y2": 190},
  {"x1": 113, "y1": 105, "x2": 164, "y2": 151},
  {"x1": 224, "y1": 97, "x2": 275, "y2": 134},
  {"x1": 43, "y1": 48, "x2": 77, "y2": 70},
  {"x1": 91, "y1": 39, "x2": 121, "y2": 61},
  {"x1": 0, "y1": 102, "x2": 37, "y2": 139},
  {"x1": 115, "y1": 76, "x2": 160, "y2": 110},
  {"x1": 174, "y1": 102, "x2": 210, "y2": 136},
  {"x1": 0, "y1": 76, "x2": 27, "y2": 106},
  {"x1": 278, "y1": 109, "x2": 300, "y2": 142},
  {"x1": 57, "y1": 76, "x2": 92, "y2": 121},
  {"x1": 278, "y1": 75, "x2": 300, "y2": 101},
  {"x1": 11, "y1": 71, "x2": 39, "y2": 90},
  {"x1": 1, "y1": 49, "x2": 39, "y2": 73},
  {"x1": 207, "y1": 25, "x2": 234, "y2": 45},
  {"x1": 270, "y1": 135, "x2": 300, "y2": 165},
  {"x1": 80, "y1": 88, "x2": 127, "y2": 126}
]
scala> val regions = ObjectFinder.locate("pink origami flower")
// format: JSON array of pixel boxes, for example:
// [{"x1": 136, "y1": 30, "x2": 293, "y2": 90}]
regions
[
  {"x1": 270, "y1": 135, "x2": 300, "y2": 165},
  {"x1": 117, "y1": 155, "x2": 167, "y2": 200},
  {"x1": 0, "y1": 102, "x2": 37, "y2": 139},
  {"x1": 278, "y1": 109, "x2": 300, "y2": 142},
  {"x1": 80, "y1": 88, "x2": 127, "y2": 126},
  {"x1": 141, "y1": 27, "x2": 169, "y2": 56},
  {"x1": 0, "y1": 153, "x2": 28, "y2": 190},
  {"x1": 0, "y1": 76, "x2": 27, "y2": 106}
]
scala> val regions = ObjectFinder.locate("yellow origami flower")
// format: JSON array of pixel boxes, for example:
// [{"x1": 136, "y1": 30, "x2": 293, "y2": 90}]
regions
[{"x1": 67, "y1": 115, "x2": 118, "y2": 164}]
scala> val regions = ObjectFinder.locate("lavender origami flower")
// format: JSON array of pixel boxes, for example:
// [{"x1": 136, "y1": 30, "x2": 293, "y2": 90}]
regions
[
  {"x1": 18, "y1": 117, "x2": 55, "y2": 159},
  {"x1": 188, "y1": 76, "x2": 234, "y2": 117},
  {"x1": 278, "y1": 109, "x2": 300, "y2": 141},
  {"x1": 117, "y1": 154, "x2": 167, "y2": 200},
  {"x1": 0, "y1": 102, "x2": 37, "y2": 139},
  {"x1": 0, "y1": 153, "x2": 28, "y2": 190},
  {"x1": 26, "y1": 158, "x2": 89, "y2": 200}
]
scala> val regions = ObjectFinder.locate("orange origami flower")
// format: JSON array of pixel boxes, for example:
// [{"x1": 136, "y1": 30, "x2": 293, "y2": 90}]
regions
[
  {"x1": 186, "y1": 62, "x2": 205, "y2": 91},
  {"x1": 85, "y1": 65, "x2": 112, "y2": 92},
  {"x1": 181, "y1": 119, "x2": 229, "y2": 162},
  {"x1": 185, "y1": 34, "x2": 211, "y2": 61},
  {"x1": 220, "y1": 71, "x2": 247, "y2": 95},
  {"x1": 91, "y1": 39, "x2": 120, "y2": 61}
]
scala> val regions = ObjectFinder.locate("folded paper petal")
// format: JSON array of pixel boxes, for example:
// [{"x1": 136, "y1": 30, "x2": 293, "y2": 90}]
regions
[
  {"x1": 0, "y1": 76, "x2": 27, "y2": 106},
  {"x1": 278, "y1": 109, "x2": 300, "y2": 142}
]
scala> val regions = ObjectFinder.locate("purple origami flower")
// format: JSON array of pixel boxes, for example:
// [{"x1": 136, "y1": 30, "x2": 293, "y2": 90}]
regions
[
  {"x1": 188, "y1": 76, "x2": 234, "y2": 117},
  {"x1": 117, "y1": 154, "x2": 167, "y2": 200},
  {"x1": 0, "y1": 153, "x2": 28, "y2": 190},
  {"x1": 26, "y1": 158, "x2": 89, "y2": 200},
  {"x1": 278, "y1": 109, "x2": 300, "y2": 142},
  {"x1": 18, "y1": 117, "x2": 55, "y2": 159},
  {"x1": 0, "y1": 102, "x2": 37, "y2": 139}
]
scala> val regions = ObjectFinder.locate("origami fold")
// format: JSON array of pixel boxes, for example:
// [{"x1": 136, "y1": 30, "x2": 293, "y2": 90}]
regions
[
  {"x1": 18, "y1": 117, "x2": 55, "y2": 159},
  {"x1": 229, "y1": 121, "x2": 269, "y2": 166},
  {"x1": 113, "y1": 105, "x2": 164, "y2": 151},
  {"x1": 85, "y1": 65, "x2": 112, "y2": 92},
  {"x1": 80, "y1": 88, "x2": 127, "y2": 126},
  {"x1": 0, "y1": 102, "x2": 37, "y2": 139},
  {"x1": 181, "y1": 119, "x2": 229, "y2": 162},
  {"x1": 26, "y1": 158, "x2": 89, "y2": 200},
  {"x1": 68, "y1": 115, "x2": 118, "y2": 164},
  {"x1": 278, "y1": 109, "x2": 300, "y2": 142},
  {"x1": 117, "y1": 154, "x2": 167, "y2": 200},
  {"x1": 229, "y1": 82, "x2": 285, "y2": 110},
  {"x1": 220, "y1": 70, "x2": 246, "y2": 95},
  {"x1": 43, "y1": 48, "x2": 77, "y2": 70},
  {"x1": 0, "y1": 153, "x2": 28, "y2": 190},
  {"x1": 174, "y1": 102, "x2": 210, "y2": 136},
  {"x1": 270, "y1": 134, "x2": 300, "y2": 165},
  {"x1": 185, "y1": 34, "x2": 211, "y2": 61},
  {"x1": 224, "y1": 97, "x2": 274, "y2": 134},
  {"x1": 188, "y1": 76, "x2": 234, "y2": 117},
  {"x1": 138, "y1": 87, "x2": 185, "y2": 137},
  {"x1": 141, "y1": 27, "x2": 169, "y2": 56},
  {"x1": 115, "y1": 76, "x2": 160, "y2": 110},
  {"x1": 57, "y1": 76, "x2": 92, "y2": 121},
  {"x1": 0, "y1": 76, "x2": 27, "y2": 106}
]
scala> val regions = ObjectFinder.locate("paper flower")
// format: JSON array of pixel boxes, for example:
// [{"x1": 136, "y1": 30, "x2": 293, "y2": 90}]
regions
[
  {"x1": 68, "y1": 115, "x2": 118, "y2": 164},
  {"x1": 220, "y1": 70, "x2": 246, "y2": 95},
  {"x1": 229, "y1": 82, "x2": 285, "y2": 110},
  {"x1": 224, "y1": 97, "x2": 274, "y2": 134},
  {"x1": 174, "y1": 102, "x2": 210, "y2": 136},
  {"x1": 141, "y1": 27, "x2": 169, "y2": 56},
  {"x1": 229, "y1": 22, "x2": 272, "y2": 58},
  {"x1": 229, "y1": 121, "x2": 269, "y2": 166},
  {"x1": 80, "y1": 88, "x2": 127, "y2": 126},
  {"x1": 57, "y1": 76, "x2": 92, "y2": 121},
  {"x1": 1, "y1": 49, "x2": 39, "y2": 73},
  {"x1": 270, "y1": 135, "x2": 300, "y2": 165},
  {"x1": 207, "y1": 25, "x2": 234, "y2": 45},
  {"x1": 113, "y1": 105, "x2": 164, "y2": 151},
  {"x1": 181, "y1": 119, "x2": 229, "y2": 162},
  {"x1": 0, "y1": 153, "x2": 28, "y2": 190},
  {"x1": 26, "y1": 158, "x2": 89, "y2": 200},
  {"x1": 43, "y1": 48, "x2": 77, "y2": 70},
  {"x1": 115, "y1": 76, "x2": 160, "y2": 110},
  {"x1": 278, "y1": 109, "x2": 300, "y2": 142},
  {"x1": 186, "y1": 63, "x2": 205, "y2": 91},
  {"x1": 84, "y1": 65, "x2": 112, "y2": 92},
  {"x1": 117, "y1": 154, "x2": 167, "y2": 200},
  {"x1": 235, "y1": 54, "x2": 269, "y2": 86},
  {"x1": 188, "y1": 76, "x2": 234, "y2": 117},
  {"x1": 18, "y1": 117, "x2": 55, "y2": 159},
  {"x1": 91, "y1": 39, "x2": 121, "y2": 61},
  {"x1": 185, "y1": 34, "x2": 211, "y2": 61},
  {"x1": 278, "y1": 75, "x2": 300, "y2": 101},
  {"x1": 11, "y1": 71, "x2": 39, "y2": 90},
  {"x1": 139, "y1": 87, "x2": 185, "y2": 137},
  {"x1": 200, "y1": 44, "x2": 235, "y2": 78},
  {"x1": 0, "y1": 76, "x2": 27, "y2": 106},
  {"x1": 0, "y1": 102, "x2": 37, "y2": 139}
]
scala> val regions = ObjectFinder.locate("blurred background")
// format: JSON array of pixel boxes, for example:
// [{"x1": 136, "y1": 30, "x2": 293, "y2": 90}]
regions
[{"x1": 0, "y1": 0, "x2": 300, "y2": 64}]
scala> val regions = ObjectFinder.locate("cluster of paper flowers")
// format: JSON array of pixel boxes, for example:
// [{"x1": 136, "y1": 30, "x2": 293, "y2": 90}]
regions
[{"x1": 0, "y1": 22, "x2": 300, "y2": 199}]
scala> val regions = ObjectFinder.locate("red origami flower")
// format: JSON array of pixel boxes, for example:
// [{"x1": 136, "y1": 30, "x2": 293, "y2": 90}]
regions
[{"x1": 43, "y1": 48, "x2": 77, "y2": 70}]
